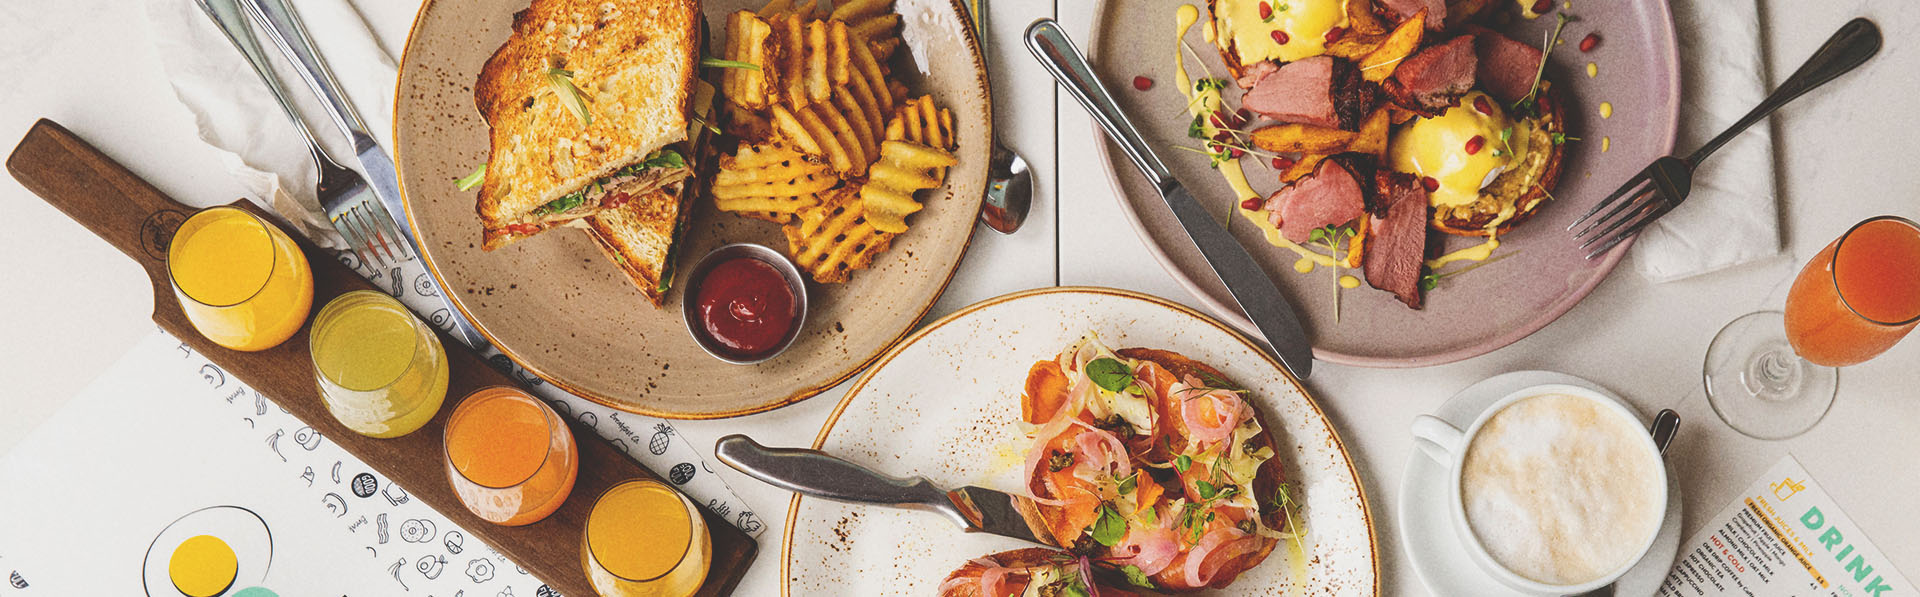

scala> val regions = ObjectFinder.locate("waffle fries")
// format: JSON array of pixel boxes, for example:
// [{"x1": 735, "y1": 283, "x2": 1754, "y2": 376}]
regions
[{"x1": 711, "y1": 0, "x2": 959, "y2": 284}]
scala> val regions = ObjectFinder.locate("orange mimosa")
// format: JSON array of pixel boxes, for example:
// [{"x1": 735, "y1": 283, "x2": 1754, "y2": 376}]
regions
[
  {"x1": 444, "y1": 387, "x2": 578, "y2": 526},
  {"x1": 310, "y1": 291, "x2": 448, "y2": 438},
  {"x1": 582, "y1": 480, "x2": 711, "y2": 597},
  {"x1": 1706, "y1": 215, "x2": 1920, "y2": 439},
  {"x1": 1784, "y1": 217, "x2": 1920, "y2": 366},
  {"x1": 167, "y1": 206, "x2": 313, "y2": 351}
]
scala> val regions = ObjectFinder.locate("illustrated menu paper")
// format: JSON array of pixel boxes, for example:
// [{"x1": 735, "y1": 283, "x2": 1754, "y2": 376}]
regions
[
  {"x1": 0, "y1": 329, "x2": 751, "y2": 594},
  {"x1": 1659, "y1": 455, "x2": 1912, "y2": 597}
]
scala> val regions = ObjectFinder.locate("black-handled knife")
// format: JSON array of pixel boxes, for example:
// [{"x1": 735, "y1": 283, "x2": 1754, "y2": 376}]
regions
[{"x1": 1025, "y1": 19, "x2": 1314, "y2": 379}]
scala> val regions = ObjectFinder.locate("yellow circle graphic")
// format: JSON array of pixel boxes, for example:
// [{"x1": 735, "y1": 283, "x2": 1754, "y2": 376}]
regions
[{"x1": 168, "y1": 535, "x2": 238, "y2": 597}]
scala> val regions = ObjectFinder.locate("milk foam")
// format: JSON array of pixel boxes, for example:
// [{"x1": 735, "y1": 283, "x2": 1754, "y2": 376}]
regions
[{"x1": 1461, "y1": 394, "x2": 1663, "y2": 586}]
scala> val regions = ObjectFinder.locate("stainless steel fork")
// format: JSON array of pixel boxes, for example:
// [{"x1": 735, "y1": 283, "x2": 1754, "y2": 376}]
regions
[
  {"x1": 1570, "y1": 17, "x2": 1881, "y2": 259},
  {"x1": 192, "y1": 0, "x2": 407, "y2": 269}
]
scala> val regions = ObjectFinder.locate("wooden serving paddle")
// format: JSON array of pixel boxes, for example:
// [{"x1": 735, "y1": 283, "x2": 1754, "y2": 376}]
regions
[{"x1": 5, "y1": 119, "x2": 756, "y2": 596}]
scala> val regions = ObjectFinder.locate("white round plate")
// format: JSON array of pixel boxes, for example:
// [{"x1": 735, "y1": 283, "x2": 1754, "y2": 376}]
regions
[
  {"x1": 782, "y1": 287, "x2": 1379, "y2": 596},
  {"x1": 1397, "y1": 370, "x2": 1683, "y2": 596}
]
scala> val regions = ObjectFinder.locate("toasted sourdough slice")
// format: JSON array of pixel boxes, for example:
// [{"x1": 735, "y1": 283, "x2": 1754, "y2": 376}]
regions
[
  {"x1": 938, "y1": 548, "x2": 1143, "y2": 597},
  {"x1": 473, "y1": 0, "x2": 701, "y2": 248},
  {"x1": 1431, "y1": 81, "x2": 1565, "y2": 236},
  {"x1": 581, "y1": 185, "x2": 691, "y2": 305},
  {"x1": 1020, "y1": 345, "x2": 1288, "y2": 592}
]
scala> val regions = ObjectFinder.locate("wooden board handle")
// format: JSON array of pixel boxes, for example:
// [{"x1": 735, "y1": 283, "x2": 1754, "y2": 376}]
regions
[
  {"x1": 5, "y1": 118, "x2": 758, "y2": 596},
  {"x1": 6, "y1": 119, "x2": 194, "y2": 292}
]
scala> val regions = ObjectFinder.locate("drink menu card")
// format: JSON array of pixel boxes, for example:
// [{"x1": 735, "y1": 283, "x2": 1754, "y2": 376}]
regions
[
  {"x1": 1659, "y1": 455, "x2": 1912, "y2": 597},
  {"x1": 0, "y1": 330, "x2": 754, "y2": 594}
]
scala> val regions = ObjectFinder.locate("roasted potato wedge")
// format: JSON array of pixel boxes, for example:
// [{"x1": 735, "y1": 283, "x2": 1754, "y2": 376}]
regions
[
  {"x1": 1360, "y1": 10, "x2": 1426, "y2": 82},
  {"x1": 1252, "y1": 124, "x2": 1356, "y2": 154}
]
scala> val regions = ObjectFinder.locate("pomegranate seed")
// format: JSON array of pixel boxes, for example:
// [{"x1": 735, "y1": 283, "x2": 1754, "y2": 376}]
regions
[
  {"x1": 1236, "y1": 108, "x2": 1252, "y2": 122},
  {"x1": 1258, "y1": 1, "x2": 1273, "y2": 20},
  {"x1": 1421, "y1": 176, "x2": 1440, "y2": 192},
  {"x1": 1212, "y1": 131, "x2": 1233, "y2": 143},
  {"x1": 1464, "y1": 135, "x2": 1486, "y2": 155},
  {"x1": 1229, "y1": 147, "x2": 1246, "y2": 158},
  {"x1": 1132, "y1": 75, "x2": 1153, "y2": 90},
  {"x1": 1209, "y1": 113, "x2": 1227, "y2": 128},
  {"x1": 1272, "y1": 156, "x2": 1296, "y2": 169},
  {"x1": 1579, "y1": 33, "x2": 1601, "y2": 52},
  {"x1": 1241, "y1": 197, "x2": 1265, "y2": 210},
  {"x1": 1271, "y1": 30, "x2": 1290, "y2": 44},
  {"x1": 1324, "y1": 27, "x2": 1346, "y2": 43},
  {"x1": 1473, "y1": 96, "x2": 1494, "y2": 115},
  {"x1": 1530, "y1": 0, "x2": 1551, "y2": 13}
]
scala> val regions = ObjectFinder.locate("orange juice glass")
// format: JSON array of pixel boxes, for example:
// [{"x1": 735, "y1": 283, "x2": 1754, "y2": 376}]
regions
[
  {"x1": 310, "y1": 291, "x2": 449, "y2": 438},
  {"x1": 444, "y1": 386, "x2": 578, "y2": 525},
  {"x1": 1706, "y1": 215, "x2": 1920, "y2": 439},
  {"x1": 1784, "y1": 216, "x2": 1920, "y2": 365},
  {"x1": 167, "y1": 206, "x2": 314, "y2": 351},
  {"x1": 582, "y1": 479, "x2": 712, "y2": 597}
]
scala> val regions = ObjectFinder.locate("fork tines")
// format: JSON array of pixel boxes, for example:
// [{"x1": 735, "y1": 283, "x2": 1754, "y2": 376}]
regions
[
  {"x1": 1568, "y1": 160, "x2": 1681, "y2": 260},
  {"x1": 333, "y1": 202, "x2": 410, "y2": 268}
]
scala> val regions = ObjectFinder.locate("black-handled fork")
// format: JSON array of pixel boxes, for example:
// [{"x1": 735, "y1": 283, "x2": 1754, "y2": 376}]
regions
[{"x1": 1570, "y1": 17, "x2": 1881, "y2": 259}]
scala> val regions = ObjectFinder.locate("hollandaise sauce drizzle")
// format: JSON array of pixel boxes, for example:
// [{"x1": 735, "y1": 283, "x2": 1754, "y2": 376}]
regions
[
  {"x1": 1427, "y1": 235, "x2": 1501, "y2": 269},
  {"x1": 1174, "y1": 4, "x2": 1337, "y2": 269}
]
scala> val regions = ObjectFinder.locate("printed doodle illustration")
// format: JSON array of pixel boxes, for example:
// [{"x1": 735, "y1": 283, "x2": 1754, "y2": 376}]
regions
[{"x1": 140, "y1": 506, "x2": 275, "y2": 597}]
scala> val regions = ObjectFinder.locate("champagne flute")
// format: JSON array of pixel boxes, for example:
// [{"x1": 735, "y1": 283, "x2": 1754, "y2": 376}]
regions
[{"x1": 1705, "y1": 216, "x2": 1920, "y2": 439}]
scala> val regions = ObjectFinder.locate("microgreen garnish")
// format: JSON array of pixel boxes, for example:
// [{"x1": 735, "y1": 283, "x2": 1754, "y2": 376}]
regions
[
  {"x1": 455, "y1": 164, "x2": 486, "y2": 191},
  {"x1": 545, "y1": 67, "x2": 593, "y2": 126},
  {"x1": 1307, "y1": 225, "x2": 1356, "y2": 321},
  {"x1": 1195, "y1": 479, "x2": 1218, "y2": 500},
  {"x1": 1086, "y1": 357, "x2": 1134, "y2": 393},
  {"x1": 1550, "y1": 132, "x2": 1582, "y2": 145},
  {"x1": 1421, "y1": 249, "x2": 1523, "y2": 290},
  {"x1": 1091, "y1": 503, "x2": 1128, "y2": 546},
  {"x1": 699, "y1": 57, "x2": 762, "y2": 71},
  {"x1": 1122, "y1": 564, "x2": 1156, "y2": 588},
  {"x1": 1174, "y1": 454, "x2": 1192, "y2": 473},
  {"x1": 1514, "y1": 13, "x2": 1575, "y2": 114},
  {"x1": 1116, "y1": 472, "x2": 1139, "y2": 495}
]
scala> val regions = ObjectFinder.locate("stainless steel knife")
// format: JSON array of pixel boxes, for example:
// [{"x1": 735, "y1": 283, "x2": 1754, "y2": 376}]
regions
[
  {"x1": 1024, "y1": 20, "x2": 1314, "y2": 379},
  {"x1": 237, "y1": 0, "x2": 492, "y2": 352},
  {"x1": 716, "y1": 435, "x2": 1060, "y2": 547}
]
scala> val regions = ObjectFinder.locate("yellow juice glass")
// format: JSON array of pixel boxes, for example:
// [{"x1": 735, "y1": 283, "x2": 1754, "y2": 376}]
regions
[
  {"x1": 309, "y1": 290, "x2": 449, "y2": 438},
  {"x1": 167, "y1": 206, "x2": 314, "y2": 351},
  {"x1": 582, "y1": 479, "x2": 712, "y2": 597},
  {"x1": 444, "y1": 386, "x2": 579, "y2": 526}
]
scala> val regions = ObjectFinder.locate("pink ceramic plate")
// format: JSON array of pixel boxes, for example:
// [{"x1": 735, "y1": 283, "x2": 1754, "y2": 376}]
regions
[{"x1": 1088, "y1": 1, "x2": 1679, "y2": 367}]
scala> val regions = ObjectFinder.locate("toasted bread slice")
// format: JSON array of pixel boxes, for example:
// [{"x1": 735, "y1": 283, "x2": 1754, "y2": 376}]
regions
[
  {"x1": 473, "y1": 0, "x2": 701, "y2": 246},
  {"x1": 1431, "y1": 81, "x2": 1566, "y2": 236},
  {"x1": 582, "y1": 185, "x2": 692, "y2": 305}
]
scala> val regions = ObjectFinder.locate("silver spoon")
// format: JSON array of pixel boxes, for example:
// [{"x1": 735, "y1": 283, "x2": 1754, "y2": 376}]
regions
[{"x1": 967, "y1": 0, "x2": 1033, "y2": 234}]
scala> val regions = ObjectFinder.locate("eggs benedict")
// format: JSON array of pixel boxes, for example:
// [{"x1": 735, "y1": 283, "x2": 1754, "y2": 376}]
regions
[
  {"x1": 1389, "y1": 86, "x2": 1564, "y2": 236},
  {"x1": 1209, "y1": 0, "x2": 1353, "y2": 78}
]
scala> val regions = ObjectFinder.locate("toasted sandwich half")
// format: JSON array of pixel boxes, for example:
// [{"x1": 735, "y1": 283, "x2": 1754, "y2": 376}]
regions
[
  {"x1": 578, "y1": 80, "x2": 718, "y2": 306},
  {"x1": 473, "y1": 0, "x2": 702, "y2": 250}
]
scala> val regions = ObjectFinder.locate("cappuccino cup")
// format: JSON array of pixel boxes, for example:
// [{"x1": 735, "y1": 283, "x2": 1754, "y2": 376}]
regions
[{"x1": 1412, "y1": 384, "x2": 1667, "y2": 595}]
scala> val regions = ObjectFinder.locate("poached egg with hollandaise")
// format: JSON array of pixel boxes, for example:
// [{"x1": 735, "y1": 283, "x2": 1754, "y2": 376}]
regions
[
  {"x1": 1389, "y1": 91, "x2": 1535, "y2": 211},
  {"x1": 1212, "y1": 0, "x2": 1351, "y2": 64}
]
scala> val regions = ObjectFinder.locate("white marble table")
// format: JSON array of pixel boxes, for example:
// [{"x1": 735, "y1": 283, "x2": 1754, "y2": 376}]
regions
[{"x1": 2, "y1": 0, "x2": 1916, "y2": 595}]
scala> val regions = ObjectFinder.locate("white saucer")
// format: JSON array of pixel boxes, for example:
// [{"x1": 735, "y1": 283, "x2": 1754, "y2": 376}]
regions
[{"x1": 1397, "y1": 370, "x2": 1684, "y2": 596}]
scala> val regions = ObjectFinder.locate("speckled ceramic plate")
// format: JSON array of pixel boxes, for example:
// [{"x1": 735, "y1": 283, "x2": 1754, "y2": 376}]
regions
[
  {"x1": 783, "y1": 287, "x2": 1379, "y2": 596},
  {"x1": 393, "y1": 0, "x2": 990, "y2": 418},
  {"x1": 1088, "y1": 1, "x2": 1679, "y2": 367}
]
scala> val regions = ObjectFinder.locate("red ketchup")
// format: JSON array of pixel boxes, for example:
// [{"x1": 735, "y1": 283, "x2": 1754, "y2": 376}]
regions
[{"x1": 694, "y1": 257, "x2": 797, "y2": 359}]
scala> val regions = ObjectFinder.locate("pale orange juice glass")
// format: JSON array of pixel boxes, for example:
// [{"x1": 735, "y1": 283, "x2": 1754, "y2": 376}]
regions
[
  {"x1": 167, "y1": 206, "x2": 314, "y2": 351},
  {"x1": 582, "y1": 479, "x2": 712, "y2": 597},
  {"x1": 1706, "y1": 216, "x2": 1920, "y2": 439},
  {"x1": 444, "y1": 386, "x2": 578, "y2": 525}
]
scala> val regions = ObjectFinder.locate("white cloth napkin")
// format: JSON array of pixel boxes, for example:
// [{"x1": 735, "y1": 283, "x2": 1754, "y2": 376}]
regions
[
  {"x1": 143, "y1": 0, "x2": 766, "y2": 537},
  {"x1": 1631, "y1": 0, "x2": 1782, "y2": 281}
]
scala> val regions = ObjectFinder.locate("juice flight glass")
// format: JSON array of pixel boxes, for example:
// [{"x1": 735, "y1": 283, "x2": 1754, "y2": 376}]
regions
[
  {"x1": 167, "y1": 206, "x2": 314, "y2": 352},
  {"x1": 582, "y1": 479, "x2": 712, "y2": 597},
  {"x1": 1706, "y1": 216, "x2": 1920, "y2": 439},
  {"x1": 444, "y1": 386, "x2": 579, "y2": 526},
  {"x1": 309, "y1": 290, "x2": 449, "y2": 438}
]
